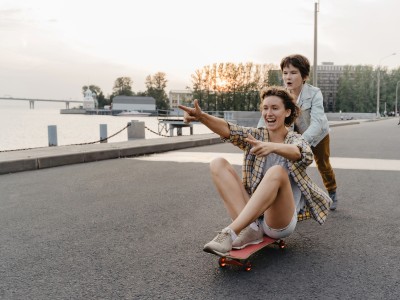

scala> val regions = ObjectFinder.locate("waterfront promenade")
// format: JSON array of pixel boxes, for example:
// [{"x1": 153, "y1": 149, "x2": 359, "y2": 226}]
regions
[
  {"x1": 1, "y1": 118, "x2": 399, "y2": 299},
  {"x1": 0, "y1": 120, "x2": 359, "y2": 175}
]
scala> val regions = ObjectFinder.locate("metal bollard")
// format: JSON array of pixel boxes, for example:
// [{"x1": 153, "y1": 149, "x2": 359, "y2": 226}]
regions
[
  {"x1": 100, "y1": 124, "x2": 107, "y2": 143},
  {"x1": 48, "y1": 125, "x2": 58, "y2": 147}
]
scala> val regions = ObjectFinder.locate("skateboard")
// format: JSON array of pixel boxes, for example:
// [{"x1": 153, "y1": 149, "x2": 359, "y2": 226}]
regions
[{"x1": 216, "y1": 236, "x2": 286, "y2": 271}]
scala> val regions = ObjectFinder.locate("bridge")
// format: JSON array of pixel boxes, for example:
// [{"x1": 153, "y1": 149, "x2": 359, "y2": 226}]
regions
[{"x1": 0, "y1": 97, "x2": 83, "y2": 109}]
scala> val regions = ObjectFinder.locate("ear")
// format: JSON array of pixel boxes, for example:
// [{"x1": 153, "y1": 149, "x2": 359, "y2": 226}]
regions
[{"x1": 286, "y1": 109, "x2": 291, "y2": 117}]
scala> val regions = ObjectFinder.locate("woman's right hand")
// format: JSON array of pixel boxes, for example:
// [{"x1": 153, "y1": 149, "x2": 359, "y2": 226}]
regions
[{"x1": 178, "y1": 99, "x2": 203, "y2": 123}]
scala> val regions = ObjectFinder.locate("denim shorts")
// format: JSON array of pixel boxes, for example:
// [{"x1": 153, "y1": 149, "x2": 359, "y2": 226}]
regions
[{"x1": 261, "y1": 210, "x2": 297, "y2": 239}]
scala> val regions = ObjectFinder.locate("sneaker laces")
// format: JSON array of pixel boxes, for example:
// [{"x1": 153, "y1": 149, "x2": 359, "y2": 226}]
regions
[{"x1": 214, "y1": 230, "x2": 230, "y2": 243}]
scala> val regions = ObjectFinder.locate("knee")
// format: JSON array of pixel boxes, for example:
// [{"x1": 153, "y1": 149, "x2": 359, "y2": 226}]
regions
[
  {"x1": 263, "y1": 165, "x2": 288, "y2": 182},
  {"x1": 209, "y1": 157, "x2": 229, "y2": 176}
]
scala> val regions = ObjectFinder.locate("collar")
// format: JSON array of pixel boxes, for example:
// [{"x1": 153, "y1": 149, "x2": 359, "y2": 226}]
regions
[{"x1": 297, "y1": 84, "x2": 305, "y2": 104}]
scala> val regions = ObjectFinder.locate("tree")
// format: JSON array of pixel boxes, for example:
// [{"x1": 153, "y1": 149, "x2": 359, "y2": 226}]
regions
[
  {"x1": 268, "y1": 69, "x2": 283, "y2": 86},
  {"x1": 190, "y1": 62, "x2": 400, "y2": 113},
  {"x1": 96, "y1": 91, "x2": 110, "y2": 108},
  {"x1": 112, "y1": 77, "x2": 134, "y2": 96},
  {"x1": 145, "y1": 72, "x2": 169, "y2": 110},
  {"x1": 386, "y1": 67, "x2": 400, "y2": 113},
  {"x1": 190, "y1": 62, "x2": 278, "y2": 111},
  {"x1": 191, "y1": 69, "x2": 207, "y2": 109},
  {"x1": 337, "y1": 65, "x2": 377, "y2": 113},
  {"x1": 82, "y1": 84, "x2": 102, "y2": 96}
]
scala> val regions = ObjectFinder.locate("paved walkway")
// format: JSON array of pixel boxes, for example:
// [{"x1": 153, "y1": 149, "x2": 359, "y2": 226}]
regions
[{"x1": 1, "y1": 118, "x2": 399, "y2": 299}]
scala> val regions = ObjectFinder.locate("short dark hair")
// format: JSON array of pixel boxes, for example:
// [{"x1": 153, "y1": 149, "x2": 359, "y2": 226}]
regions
[
  {"x1": 259, "y1": 86, "x2": 300, "y2": 126},
  {"x1": 280, "y1": 54, "x2": 310, "y2": 81}
]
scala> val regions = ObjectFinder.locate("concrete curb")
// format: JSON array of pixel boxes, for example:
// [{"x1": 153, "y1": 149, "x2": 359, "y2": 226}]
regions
[
  {"x1": 0, "y1": 134, "x2": 222, "y2": 175},
  {"x1": 330, "y1": 121, "x2": 360, "y2": 127}
]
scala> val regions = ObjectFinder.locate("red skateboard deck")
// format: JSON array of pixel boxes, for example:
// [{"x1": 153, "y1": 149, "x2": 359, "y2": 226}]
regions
[{"x1": 217, "y1": 236, "x2": 285, "y2": 271}]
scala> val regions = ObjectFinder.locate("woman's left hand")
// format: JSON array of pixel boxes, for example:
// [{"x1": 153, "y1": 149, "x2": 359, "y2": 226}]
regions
[{"x1": 245, "y1": 134, "x2": 275, "y2": 156}]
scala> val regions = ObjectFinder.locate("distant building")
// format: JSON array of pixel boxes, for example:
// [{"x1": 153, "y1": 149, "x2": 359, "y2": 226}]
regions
[
  {"x1": 169, "y1": 90, "x2": 193, "y2": 109},
  {"x1": 83, "y1": 88, "x2": 95, "y2": 110},
  {"x1": 317, "y1": 62, "x2": 347, "y2": 112},
  {"x1": 112, "y1": 96, "x2": 156, "y2": 112},
  {"x1": 317, "y1": 62, "x2": 369, "y2": 112}
]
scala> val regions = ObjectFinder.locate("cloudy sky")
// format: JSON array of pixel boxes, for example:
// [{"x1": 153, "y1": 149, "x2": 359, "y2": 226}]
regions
[{"x1": 0, "y1": 0, "x2": 399, "y2": 100}]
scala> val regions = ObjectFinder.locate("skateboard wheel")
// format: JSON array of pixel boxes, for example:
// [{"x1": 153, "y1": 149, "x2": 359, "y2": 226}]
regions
[
  {"x1": 278, "y1": 240, "x2": 286, "y2": 249},
  {"x1": 219, "y1": 257, "x2": 227, "y2": 267},
  {"x1": 245, "y1": 262, "x2": 252, "y2": 271}
]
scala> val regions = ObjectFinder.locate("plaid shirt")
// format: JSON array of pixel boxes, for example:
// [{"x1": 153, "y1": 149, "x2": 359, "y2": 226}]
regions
[{"x1": 223, "y1": 122, "x2": 332, "y2": 225}]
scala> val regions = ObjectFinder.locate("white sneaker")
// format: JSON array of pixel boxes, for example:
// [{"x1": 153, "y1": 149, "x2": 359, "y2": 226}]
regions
[
  {"x1": 203, "y1": 228, "x2": 233, "y2": 256},
  {"x1": 232, "y1": 226, "x2": 263, "y2": 249}
]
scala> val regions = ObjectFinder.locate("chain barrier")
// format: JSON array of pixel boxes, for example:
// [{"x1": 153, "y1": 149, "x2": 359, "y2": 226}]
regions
[
  {"x1": 144, "y1": 125, "x2": 172, "y2": 138},
  {"x1": 0, "y1": 146, "x2": 48, "y2": 153},
  {"x1": 69, "y1": 123, "x2": 131, "y2": 146},
  {"x1": 0, "y1": 123, "x2": 132, "y2": 153},
  {"x1": 145, "y1": 122, "x2": 195, "y2": 138},
  {"x1": 0, "y1": 121, "x2": 195, "y2": 153}
]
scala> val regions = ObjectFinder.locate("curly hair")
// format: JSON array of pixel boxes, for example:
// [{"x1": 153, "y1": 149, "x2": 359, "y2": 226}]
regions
[{"x1": 259, "y1": 86, "x2": 300, "y2": 126}]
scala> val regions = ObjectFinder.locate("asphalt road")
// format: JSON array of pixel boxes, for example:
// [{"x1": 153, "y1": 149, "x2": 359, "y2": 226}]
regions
[{"x1": 1, "y1": 118, "x2": 399, "y2": 299}]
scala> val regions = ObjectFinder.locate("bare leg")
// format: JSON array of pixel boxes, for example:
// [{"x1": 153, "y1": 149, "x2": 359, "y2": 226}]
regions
[
  {"x1": 209, "y1": 157, "x2": 250, "y2": 219},
  {"x1": 204, "y1": 162, "x2": 295, "y2": 255},
  {"x1": 228, "y1": 165, "x2": 295, "y2": 234}
]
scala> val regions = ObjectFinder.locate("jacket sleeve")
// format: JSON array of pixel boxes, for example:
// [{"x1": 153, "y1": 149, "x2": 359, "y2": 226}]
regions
[
  {"x1": 302, "y1": 89, "x2": 329, "y2": 144},
  {"x1": 290, "y1": 134, "x2": 313, "y2": 168}
]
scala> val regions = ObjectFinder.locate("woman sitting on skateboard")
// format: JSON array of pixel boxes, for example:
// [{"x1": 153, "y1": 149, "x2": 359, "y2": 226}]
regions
[{"x1": 179, "y1": 86, "x2": 332, "y2": 257}]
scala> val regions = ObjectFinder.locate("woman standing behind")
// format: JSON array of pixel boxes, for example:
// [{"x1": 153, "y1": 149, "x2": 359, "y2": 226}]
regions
[{"x1": 259, "y1": 54, "x2": 338, "y2": 210}]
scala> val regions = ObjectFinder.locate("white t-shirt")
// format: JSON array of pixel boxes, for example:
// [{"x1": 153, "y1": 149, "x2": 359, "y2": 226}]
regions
[{"x1": 262, "y1": 153, "x2": 305, "y2": 213}]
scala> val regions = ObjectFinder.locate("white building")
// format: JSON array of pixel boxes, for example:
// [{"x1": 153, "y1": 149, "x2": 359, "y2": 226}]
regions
[
  {"x1": 112, "y1": 96, "x2": 156, "y2": 112},
  {"x1": 169, "y1": 90, "x2": 193, "y2": 109},
  {"x1": 83, "y1": 88, "x2": 95, "y2": 110}
]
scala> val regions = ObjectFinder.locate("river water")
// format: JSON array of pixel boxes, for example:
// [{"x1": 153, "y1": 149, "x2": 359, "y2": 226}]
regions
[{"x1": 0, "y1": 100, "x2": 213, "y2": 151}]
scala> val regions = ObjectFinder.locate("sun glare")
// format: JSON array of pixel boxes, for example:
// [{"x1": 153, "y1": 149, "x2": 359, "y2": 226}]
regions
[{"x1": 215, "y1": 78, "x2": 228, "y2": 91}]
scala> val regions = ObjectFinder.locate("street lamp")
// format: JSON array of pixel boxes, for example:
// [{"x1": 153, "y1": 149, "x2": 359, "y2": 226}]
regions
[
  {"x1": 396, "y1": 80, "x2": 400, "y2": 117},
  {"x1": 313, "y1": 0, "x2": 320, "y2": 86},
  {"x1": 376, "y1": 53, "x2": 396, "y2": 117}
]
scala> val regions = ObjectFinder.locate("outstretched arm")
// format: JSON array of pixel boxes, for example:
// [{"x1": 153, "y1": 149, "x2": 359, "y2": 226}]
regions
[
  {"x1": 245, "y1": 134, "x2": 301, "y2": 161},
  {"x1": 178, "y1": 99, "x2": 230, "y2": 138}
]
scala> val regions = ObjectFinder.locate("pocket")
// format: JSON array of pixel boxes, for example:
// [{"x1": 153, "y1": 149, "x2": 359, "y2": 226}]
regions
[{"x1": 301, "y1": 101, "x2": 312, "y2": 110}]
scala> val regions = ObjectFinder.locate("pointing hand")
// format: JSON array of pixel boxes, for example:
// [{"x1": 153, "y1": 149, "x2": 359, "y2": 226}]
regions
[
  {"x1": 245, "y1": 134, "x2": 274, "y2": 156},
  {"x1": 178, "y1": 99, "x2": 203, "y2": 123}
]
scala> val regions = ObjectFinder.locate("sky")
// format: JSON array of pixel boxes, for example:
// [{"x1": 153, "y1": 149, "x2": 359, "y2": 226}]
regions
[{"x1": 0, "y1": 0, "x2": 399, "y2": 100}]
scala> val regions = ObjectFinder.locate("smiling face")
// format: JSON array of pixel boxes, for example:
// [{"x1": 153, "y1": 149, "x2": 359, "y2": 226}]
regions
[
  {"x1": 261, "y1": 95, "x2": 291, "y2": 132},
  {"x1": 282, "y1": 64, "x2": 306, "y2": 97}
]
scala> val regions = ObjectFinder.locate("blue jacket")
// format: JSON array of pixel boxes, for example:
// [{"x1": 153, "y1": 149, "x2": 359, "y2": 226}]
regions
[
  {"x1": 257, "y1": 84, "x2": 329, "y2": 147},
  {"x1": 295, "y1": 84, "x2": 329, "y2": 147}
]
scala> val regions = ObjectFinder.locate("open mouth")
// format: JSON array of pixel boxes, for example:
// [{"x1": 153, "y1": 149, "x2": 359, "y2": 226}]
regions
[{"x1": 266, "y1": 118, "x2": 276, "y2": 125}]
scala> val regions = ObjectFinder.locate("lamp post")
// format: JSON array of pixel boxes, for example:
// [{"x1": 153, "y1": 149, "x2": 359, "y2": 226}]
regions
[
  {"x1": 396, "y1": 80, "x2": 400, "y2": 117},
  {"x1": 376, "y1": 53, "x2": 396, "y2": 117},
  {"x1": 313, "y1": 1, "x2": 319, "y2": 86}
]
